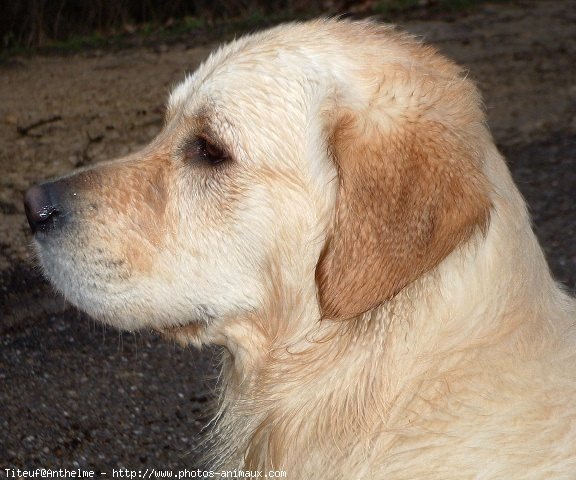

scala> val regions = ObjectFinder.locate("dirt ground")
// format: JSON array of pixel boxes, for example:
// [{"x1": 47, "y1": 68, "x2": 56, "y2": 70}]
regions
[{"x1": 1, "y1": 0, "x2": 575, "y2": 471}]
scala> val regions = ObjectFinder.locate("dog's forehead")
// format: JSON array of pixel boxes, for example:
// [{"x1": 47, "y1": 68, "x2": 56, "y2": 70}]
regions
[{"x1": 168, "y1": 25, "x2": 348, "y2": 120}]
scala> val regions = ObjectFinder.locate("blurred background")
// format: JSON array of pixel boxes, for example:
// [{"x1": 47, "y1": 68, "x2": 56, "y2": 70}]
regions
[
  {"x1": 1, "y1": 0, "x2": 506, "y2": 51},
  {"x1": 1, "y1": 0, "x2": 575, "y2": 472}
]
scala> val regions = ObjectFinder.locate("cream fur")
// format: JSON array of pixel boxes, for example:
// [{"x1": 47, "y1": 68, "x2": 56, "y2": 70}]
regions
[{"x1": 31, "y1": 19, "x2": 576, "y2": 478}]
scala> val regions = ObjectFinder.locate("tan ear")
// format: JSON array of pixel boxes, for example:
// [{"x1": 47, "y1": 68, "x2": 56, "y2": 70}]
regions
[{"x1": 316, "y1": 109, "x2": 491, "y2": 320}]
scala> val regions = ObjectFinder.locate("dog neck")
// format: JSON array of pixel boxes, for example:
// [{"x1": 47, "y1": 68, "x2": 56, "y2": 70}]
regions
[{"x1": 200, "y1": 150, "x2": 568, "y2": 472}]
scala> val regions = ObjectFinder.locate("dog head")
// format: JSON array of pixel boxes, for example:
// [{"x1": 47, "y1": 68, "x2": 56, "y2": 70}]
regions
[{"x1": 25, "y1": 20, "x2": 491, "y2": 345}]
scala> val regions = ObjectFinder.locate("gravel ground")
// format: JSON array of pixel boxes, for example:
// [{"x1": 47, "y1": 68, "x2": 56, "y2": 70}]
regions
[{"x1": 1, "y1": 0, "x2": 575, "y2": 471}]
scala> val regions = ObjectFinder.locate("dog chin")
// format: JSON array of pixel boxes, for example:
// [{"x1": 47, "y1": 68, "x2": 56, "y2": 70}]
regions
[{"x1": 35, "y1": 251, "x2": 217, "y2": 340}]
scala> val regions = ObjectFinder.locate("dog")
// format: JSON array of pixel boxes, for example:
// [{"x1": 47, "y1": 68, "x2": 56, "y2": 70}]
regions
[{"x1": 25, "y1": 19, "x2": 576, "y2": 478}]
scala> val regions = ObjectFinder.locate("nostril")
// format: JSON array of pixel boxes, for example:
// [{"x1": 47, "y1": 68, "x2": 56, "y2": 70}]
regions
[{"x1": 24, "y1": 184, "x2": 63, "y2": 234}]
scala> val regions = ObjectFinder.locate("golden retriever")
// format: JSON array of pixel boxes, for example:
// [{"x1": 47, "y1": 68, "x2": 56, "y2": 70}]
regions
[{"x1": 25, "y1": 19, "x2": 576, "y2": 478}]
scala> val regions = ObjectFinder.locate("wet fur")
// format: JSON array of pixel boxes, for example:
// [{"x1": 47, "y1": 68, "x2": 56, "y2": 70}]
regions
[{"x1": 31, "y1": 20, "x2": 576, "y2": 478}]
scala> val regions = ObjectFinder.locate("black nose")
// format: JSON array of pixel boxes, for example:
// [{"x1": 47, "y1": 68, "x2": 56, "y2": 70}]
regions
[{"x1": 24, "y1": 183, "x2": 64, "y2": 234}]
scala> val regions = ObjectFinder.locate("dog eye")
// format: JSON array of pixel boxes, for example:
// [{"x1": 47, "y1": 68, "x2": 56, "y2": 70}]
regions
[{"x1": 189, "y1": 137, "x2": 229, "y2": 166}]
